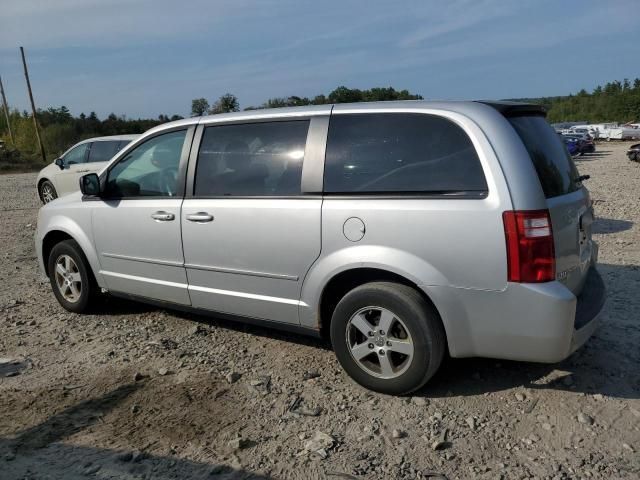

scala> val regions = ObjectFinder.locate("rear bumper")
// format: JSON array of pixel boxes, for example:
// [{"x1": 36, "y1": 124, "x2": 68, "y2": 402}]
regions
[
  {"x1": 426, "y1": 267, "x2": 605, "y2": 363},
  {"x1": 570, "y1": 267, "x2": 605, "y2": 353}
]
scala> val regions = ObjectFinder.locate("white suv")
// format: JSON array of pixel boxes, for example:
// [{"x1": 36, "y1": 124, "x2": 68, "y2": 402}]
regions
[{"x1": 36, "y1": 135, "x2": 138, "y2": 203}]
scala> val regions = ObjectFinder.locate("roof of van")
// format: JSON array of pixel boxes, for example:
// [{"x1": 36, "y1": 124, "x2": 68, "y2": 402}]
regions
[
  {"x1": 142, "y1": 100, "x2": 547, "y2": 136},
  {"x1": 87, "y1": 134, "x2": 140, "y2": 142}
]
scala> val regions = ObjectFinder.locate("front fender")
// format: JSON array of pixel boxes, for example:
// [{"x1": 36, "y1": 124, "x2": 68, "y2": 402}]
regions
[
  {"x1": 299, "y1": 245, "x2": 450, "y2": 329},
  {"x1": 37, "y1": 211, "x2": 104, "y2": 288}
]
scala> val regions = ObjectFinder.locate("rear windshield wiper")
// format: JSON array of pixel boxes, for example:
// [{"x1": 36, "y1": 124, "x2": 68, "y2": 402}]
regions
[{"x1": 576, "y1": 174, "x2": 590, "y2": 183}]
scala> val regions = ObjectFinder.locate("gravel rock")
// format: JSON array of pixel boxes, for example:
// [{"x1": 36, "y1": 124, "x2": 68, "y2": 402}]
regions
[
  {"x1": 411, "y1": 397, "x2": 428, "y2": 406},
  {"x1": 577, "y1": 413, "x2": 594, "y2": 425},
  {"x1": 466, "y1": 416, "x2": 477, "y2": 430},
  {"x1": 225, "y1": 371, "x2": 241, "y2": 383},
  {"x1": 302, "y1": 369, "x2": 321, "y2": 380},
  {"x1": 515, "y1": 392, "x2": 526, "y2": 402},
  {"x1": 391, "y1": 429, "x2": 406, "y2": 439},
  {"x1": 304, "y1": 431, "x2": 335, "y2": 457},
  {"x1": 158, "y1": 367, "x2": 169, "y2": 376},
  {"x1": 228, "y1": 437, "x2": 249, "y2": 450}
]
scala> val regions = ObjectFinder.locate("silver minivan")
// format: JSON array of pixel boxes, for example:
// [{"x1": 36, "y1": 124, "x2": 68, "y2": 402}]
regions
[{"x1": 35, "y1": 101, "x2": 605, "y2": 394}]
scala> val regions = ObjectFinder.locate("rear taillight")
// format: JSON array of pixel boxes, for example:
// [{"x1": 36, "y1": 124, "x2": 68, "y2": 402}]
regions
[{"x1": 503, "y1": 210, "x2": 555, "y2": 283}]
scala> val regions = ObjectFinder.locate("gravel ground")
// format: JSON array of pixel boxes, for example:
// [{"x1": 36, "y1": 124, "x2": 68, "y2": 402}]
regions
[{"x1": 1, "y1": 142, "x2": 639, "y2": 480}]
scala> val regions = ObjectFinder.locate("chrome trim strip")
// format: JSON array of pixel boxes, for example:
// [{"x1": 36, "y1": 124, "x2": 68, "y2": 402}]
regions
[
  {"x1": 102, "y1": 252, "x2": 184, "y2": 268},
  {"x1": 189, "y1": 284, "x2": 307, "y2": 306},
  {"x1": 184, "y1": 263, "x2": 298, "y2": 281},
  {"x1": 100, "y1": 270, "x2": 187, "y2": 289}
]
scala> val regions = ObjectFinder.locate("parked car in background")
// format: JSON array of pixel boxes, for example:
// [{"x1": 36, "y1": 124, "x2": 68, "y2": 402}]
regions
[
  {"x1": 36, "y1": 135, "x2": 139, "y2": 204},
  {"x1": 36, "y1": 101, "x2": 604, "y2": 394},
  {"x1": 564, "y1": 134, "x2": 596, "y2": 154},
  {"x1": 561, "y1": 134, "x2": 580, "y2": 157},
  {"x1": 627, "y1": 143, "x2": 640, "y2": 162}
]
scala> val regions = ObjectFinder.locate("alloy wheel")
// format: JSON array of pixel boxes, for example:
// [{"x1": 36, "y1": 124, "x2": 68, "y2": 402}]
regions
[
  {"x1": 54, "y1": 254, "x2": 82, "y2": 303},
  {"x1": 345, "y1": 306, "x2": 414, "y2": 379}
]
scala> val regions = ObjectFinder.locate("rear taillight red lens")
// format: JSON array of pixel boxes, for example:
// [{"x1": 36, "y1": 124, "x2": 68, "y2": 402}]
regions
[{"x1": 503, "y1": 210, "x2": 555, "y2": 283}]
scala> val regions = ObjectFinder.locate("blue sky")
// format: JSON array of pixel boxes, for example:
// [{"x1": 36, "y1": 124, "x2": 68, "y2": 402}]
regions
[{"x1": 0, "y1": 0, "x2": 637, "y2": 118}]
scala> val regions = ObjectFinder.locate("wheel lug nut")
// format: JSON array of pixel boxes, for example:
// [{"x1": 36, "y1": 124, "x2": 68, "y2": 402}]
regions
[
  {"x1": 378, "y1": 349, "x2": 385, "y2": 356},
  {"x1": 379, "y1": 330, "x2": 385, "y2": 336},
  {"x1": 368, "y1": 331, "x2": 374, "y2": 337},
  {"x1": 368, "y1": 343, "x2": 374, "y2": 349},
  {"x1": 386, "y1": 340, "x2": 392, "y2": 346}
]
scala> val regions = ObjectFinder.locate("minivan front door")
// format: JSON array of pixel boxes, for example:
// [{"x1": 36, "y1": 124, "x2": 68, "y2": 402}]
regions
[
  {"x1": 92, "y1": 128, "x2": 193, "y2": 305},
  {"x1": 181, "y1": 119, "x2": 323, "y2": 324}
]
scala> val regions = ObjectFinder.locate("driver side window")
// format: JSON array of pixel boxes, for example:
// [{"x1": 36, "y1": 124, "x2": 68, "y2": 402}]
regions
[
  {"x1": 105, "y1": 130, "x2": 187, "y2": 198},
  {"x1": 63, "y1": 143, "x2": 88, "y2": 165}
]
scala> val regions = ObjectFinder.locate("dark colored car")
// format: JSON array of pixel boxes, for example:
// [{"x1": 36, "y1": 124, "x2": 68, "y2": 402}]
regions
[
  {"x1": 561, "y1": 135, "x2": 580, "y2": 157},
  {"x1": 565, "y1": 134, "x2": 595, "y2": 154},
  {"x1": 627, "y1": 143, "x2": 640, "y2": 162}
]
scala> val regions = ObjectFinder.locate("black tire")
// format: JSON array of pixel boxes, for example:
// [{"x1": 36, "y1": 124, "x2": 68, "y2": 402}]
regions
[
  {"x1": 39, "y1": 180, "x2": 58, "y2": 204},
  {"x1": 330, "y1": 282, "x2": 446, "y2": 395},
  {"x1": 47, "y1": 239, "x2": 97, "y2": 313}
]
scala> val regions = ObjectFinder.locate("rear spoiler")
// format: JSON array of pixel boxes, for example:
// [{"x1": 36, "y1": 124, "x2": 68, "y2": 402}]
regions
[{"x1": 475, "y1": 101, "x2": 547, "y2": 118}]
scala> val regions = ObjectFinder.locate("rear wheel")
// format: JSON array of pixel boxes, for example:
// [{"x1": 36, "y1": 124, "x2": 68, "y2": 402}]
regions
[
  {"x1": 47, "y1": 239, "x2": 96, "y2": 313},
  {"x1": 40, "y1": 180, "x2": 57, "y2": 204},
  {"x1": 330, "y1": 282, "x2": 446, "y2": 395}
]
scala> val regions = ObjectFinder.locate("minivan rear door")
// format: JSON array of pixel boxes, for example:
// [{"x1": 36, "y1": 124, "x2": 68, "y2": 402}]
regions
[{"x1": 508, "y1": 115, "x2": 594, "y2": 295}]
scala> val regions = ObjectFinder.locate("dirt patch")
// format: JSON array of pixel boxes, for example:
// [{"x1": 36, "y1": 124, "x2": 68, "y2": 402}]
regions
[{"x1": 1, "y1": 145, "x2": 639, "y2": 479}]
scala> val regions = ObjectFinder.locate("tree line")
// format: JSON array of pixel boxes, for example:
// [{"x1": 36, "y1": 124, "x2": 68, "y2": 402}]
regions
[
  {"x1": 190, "y1": 86, "x2": 423, "y2": 115},
  {"x1": 513, "y1": 78, "x2": 640, "y2": 124},
  {"x1": 2, "y1": 81, "x2": 639, "y2": 171},
  {"x1": 0, "y1": 106, "x2": 182, "y2": 170}
]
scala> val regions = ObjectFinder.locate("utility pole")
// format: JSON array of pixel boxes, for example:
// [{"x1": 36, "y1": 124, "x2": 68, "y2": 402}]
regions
[
  {"x1": 0, "y1": 75, "x2": 15, "y2": 146},
  {"x1": 20, "y1": 46, "x2": 47, "y2": 162}
]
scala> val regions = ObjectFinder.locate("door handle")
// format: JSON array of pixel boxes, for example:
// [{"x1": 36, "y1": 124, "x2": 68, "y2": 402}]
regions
[
  {"x1": 151, "y1": 211, "x2": 175, "y2": 222},
  {"x1": 186, "y1": 212, "x2": 214, "y2": 223},
  {"x1": 77, "y1": 169, "x2": 90, "y2": 173}
]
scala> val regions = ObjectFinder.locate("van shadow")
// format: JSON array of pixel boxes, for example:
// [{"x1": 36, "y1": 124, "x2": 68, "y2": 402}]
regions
[
  {"x1": 592, "y1": 217, "x2": 634, "y2": 234},
  {"x1": 92, "y1": 294, "x2": 333, "y2": 351},
  {"x1": 420, "y1": 262, "x2": 640, "y2": 401},
  {"x1": 89, "y1": 264, "x2": 638, "y2": 401},
  {"x1": 0, "y1": 383, "x2": 273, "y2": 479}
]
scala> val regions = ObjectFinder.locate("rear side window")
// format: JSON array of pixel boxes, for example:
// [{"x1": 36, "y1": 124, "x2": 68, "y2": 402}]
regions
[
  {"x1": 323, "y1": 113, "x2": 487, "y2": 195},
  {"x1": 87, "y1": 140, "x2": 120, "y2": 163},
  {"x1": 508, "y1": 116, "x2": 580, "y2": 198},
  {"x1": 117, "y1": 140, "x2": 132, "y2": 151},
  {"x1": 194, "y1": 120, "x2": 309, "y2": 197}
]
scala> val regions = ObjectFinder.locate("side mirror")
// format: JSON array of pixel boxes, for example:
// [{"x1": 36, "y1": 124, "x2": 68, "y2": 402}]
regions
[
  {"x1": 80, "y1": 173, "x2": 101, "y2": 197},
  {"x1": 55, "y1": 158, "x2": 64, "y2": 169}
]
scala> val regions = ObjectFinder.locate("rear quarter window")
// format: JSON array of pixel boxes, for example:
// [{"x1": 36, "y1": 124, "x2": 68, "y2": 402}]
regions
[
  {"x1": 87, "y1": 140, "x2": 120, "y2": 163},
  {"x1": 323, "y1": 113, "x2": 487, "y2": 195},
  {"x1": 508, "y1": 116, "x2": 580, "y2": 198}
]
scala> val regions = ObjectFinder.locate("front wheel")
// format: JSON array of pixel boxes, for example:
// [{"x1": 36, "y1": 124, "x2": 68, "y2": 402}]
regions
[
  {"x1": 330, "y1": 282, "x2": 446, "y2": 395},
  {"x1": 47, "y1": 239, "x2": 96, "y2": 313},
  {"x1": 40, "y1": 180, "x2": 58, "y2": 204}
]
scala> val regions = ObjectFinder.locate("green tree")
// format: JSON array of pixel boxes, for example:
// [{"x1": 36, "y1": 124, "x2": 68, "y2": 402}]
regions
[
  {"x1": 191, "y1": 98, "x2": 210, "y2": 116},
  {"x1": 209, "y1": 93, "x2": 240, "y2": 114}
]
